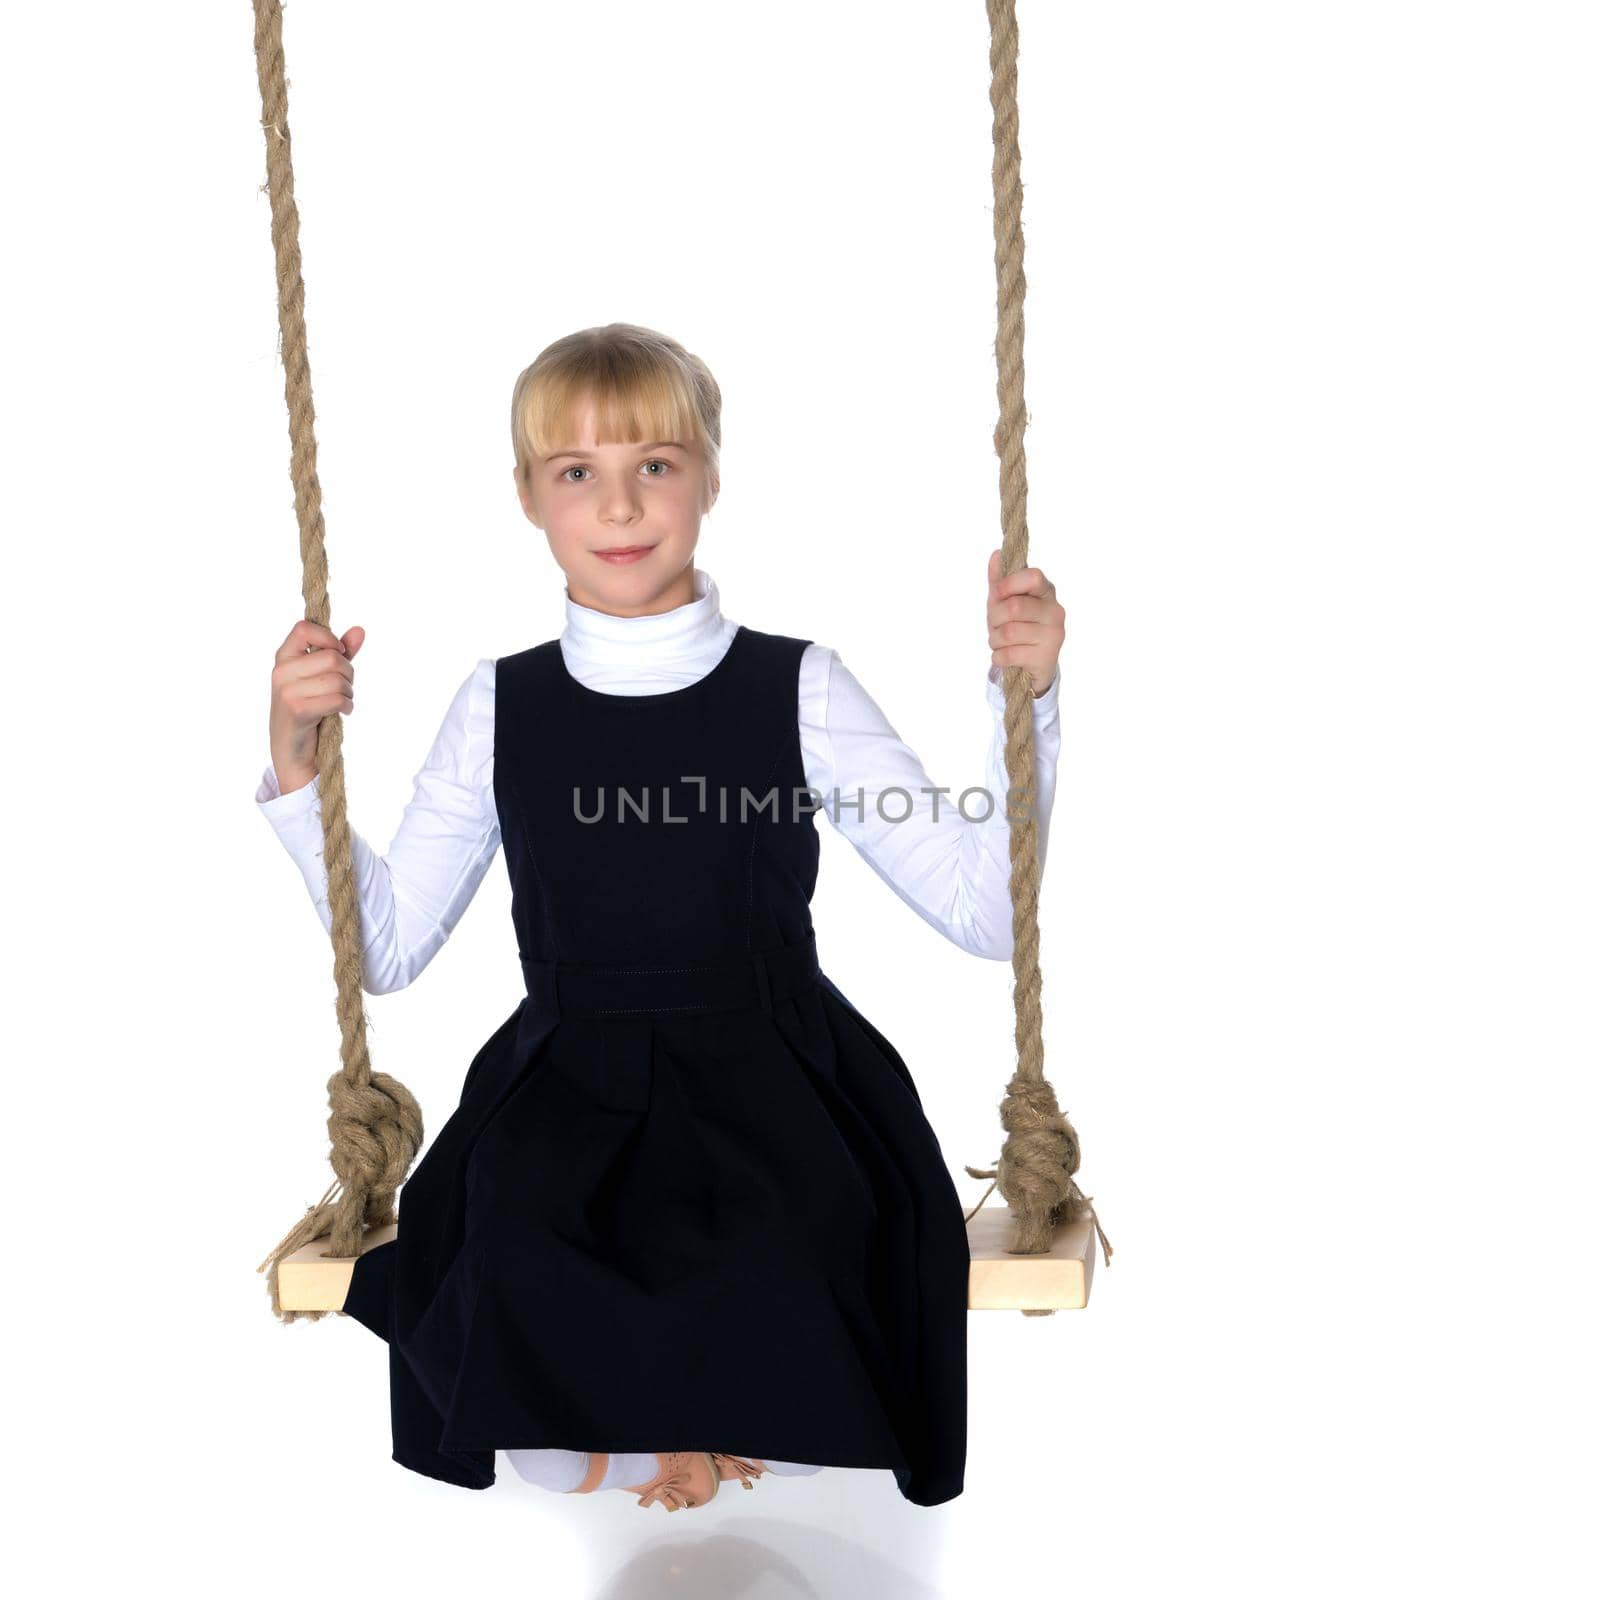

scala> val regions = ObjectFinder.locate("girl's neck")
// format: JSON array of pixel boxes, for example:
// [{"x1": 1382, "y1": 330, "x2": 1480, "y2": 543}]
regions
[
  {"x1": 561, "y1": 565, "x2": 726, "y2": 655},
  {"x1": 563, "y1": 566, "x2": 696, "y2": 619}
]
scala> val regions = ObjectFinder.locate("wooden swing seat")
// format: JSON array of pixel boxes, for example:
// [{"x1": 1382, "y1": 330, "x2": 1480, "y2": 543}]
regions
[
  {"x1": 966, "y1": 1203, "x2": 1096, "y2": 1311},
  {"x1": 272, "y1": 1205, "x2": 1095, "y2": 1314}
]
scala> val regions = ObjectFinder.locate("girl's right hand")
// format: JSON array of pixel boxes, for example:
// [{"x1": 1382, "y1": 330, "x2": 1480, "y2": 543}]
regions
[{"x1": 268, "y1": 619, "x2": 366, "y2": 795}]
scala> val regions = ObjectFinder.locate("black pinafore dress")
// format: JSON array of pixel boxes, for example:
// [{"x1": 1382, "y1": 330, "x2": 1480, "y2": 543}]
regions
[{"x1": 342, "y1": 624, "x2": 969, "y2": 1507}]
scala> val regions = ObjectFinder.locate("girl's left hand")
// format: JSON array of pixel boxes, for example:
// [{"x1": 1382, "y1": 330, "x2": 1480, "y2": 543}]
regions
[{"x1": 987, "y1": 547, "x2": 1065, "y2": 697}]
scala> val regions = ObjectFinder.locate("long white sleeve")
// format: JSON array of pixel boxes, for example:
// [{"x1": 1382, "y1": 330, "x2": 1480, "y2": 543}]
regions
[
  {"x1": 254, "y1": 659, "x2": 500, "y2": 994},
  {"x1": 801, "y1": 646, "x2": 1061, "y2": 961}
]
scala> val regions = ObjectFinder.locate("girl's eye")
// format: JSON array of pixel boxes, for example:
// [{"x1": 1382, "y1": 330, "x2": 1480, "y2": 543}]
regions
[{"x1": 561, "y1": 460, "x2": 671, "y2": 483}]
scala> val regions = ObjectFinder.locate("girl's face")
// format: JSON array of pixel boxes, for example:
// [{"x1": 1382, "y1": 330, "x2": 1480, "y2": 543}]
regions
[{"x1": 514, "y1": 397, "x2": 717, "y2": 616}]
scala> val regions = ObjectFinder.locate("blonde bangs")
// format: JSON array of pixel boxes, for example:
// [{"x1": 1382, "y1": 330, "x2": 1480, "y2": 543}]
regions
[{"x1": 511, "y1": 323, "x2": 721, "y2": 485}]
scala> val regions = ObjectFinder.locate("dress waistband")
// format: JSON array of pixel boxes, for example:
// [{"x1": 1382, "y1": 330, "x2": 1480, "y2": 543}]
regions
[{"x1": 517, "y1": 931, "x2": 821, "y2": 1021}]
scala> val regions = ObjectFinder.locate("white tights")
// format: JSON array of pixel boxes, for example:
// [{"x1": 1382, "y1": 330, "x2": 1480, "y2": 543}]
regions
[{"x1": 506, "y1": 1447, "x2": 823, "y2": 1492}]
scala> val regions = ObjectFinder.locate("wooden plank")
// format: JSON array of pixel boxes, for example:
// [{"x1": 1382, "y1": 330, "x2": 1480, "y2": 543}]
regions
[
  {"x1": 966, "y1": 1204, "x2": 1095, "y2": 1310},
  {"x1": 276, "y1": 1220, "x2": 395, "y2": 1312},
  {"x1": 276, "y1": 1206, "x2": 1095, "y2": 1313}
]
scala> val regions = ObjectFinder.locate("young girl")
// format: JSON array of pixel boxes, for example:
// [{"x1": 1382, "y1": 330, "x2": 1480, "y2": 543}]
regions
[{"x1": 259, "y1": 324, "x2": 1065, "y2": 1512}]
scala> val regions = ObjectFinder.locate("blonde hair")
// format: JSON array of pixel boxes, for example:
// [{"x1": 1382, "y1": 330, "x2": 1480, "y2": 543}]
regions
[{"x1": 510, "y1": 323, "x2": 722, "y2": 509}]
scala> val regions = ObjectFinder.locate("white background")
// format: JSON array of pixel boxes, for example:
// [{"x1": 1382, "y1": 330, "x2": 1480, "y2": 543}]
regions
[{"x1": 4, "y1": 2, "x2": 1595, "y2": 1596}]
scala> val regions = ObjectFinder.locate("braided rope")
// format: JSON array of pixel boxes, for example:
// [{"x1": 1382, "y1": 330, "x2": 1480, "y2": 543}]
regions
[
  {"x1": 249, "y1": 0, "x2": 424, "y2": 1323},
  {"x1": 964, "y1": 0, "x2": 1111, "y2": 1313}
]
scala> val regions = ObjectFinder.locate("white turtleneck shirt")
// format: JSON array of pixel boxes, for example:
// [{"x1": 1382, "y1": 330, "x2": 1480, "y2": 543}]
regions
[{"x1": 255, "y1": 567, "x2": 1062, "y2": 993}]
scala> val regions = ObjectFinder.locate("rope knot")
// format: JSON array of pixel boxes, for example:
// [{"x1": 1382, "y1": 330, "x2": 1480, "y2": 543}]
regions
[{"x1": 325, "y1": 1068, "x2": 424, "y2": 1193}]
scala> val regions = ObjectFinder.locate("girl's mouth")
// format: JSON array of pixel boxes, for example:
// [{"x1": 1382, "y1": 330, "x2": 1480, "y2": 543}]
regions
[{"x1": 594, "y1": 545, "x2": 656, "y2": 565}]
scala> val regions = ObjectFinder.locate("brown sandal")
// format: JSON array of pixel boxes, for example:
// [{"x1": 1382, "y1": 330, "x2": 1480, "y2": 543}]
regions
[
  {"x1": 619, "y1": 1451, "x2": 721, "y2": 1512},
  {"x1": 708, "y1": 1452, "x2": 770, "y2": 1491}
]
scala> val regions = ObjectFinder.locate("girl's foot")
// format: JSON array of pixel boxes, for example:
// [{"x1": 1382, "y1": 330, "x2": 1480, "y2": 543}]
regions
[{"x1": 619, "y1": 1451, "x2": 721, "y2": 1512}]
